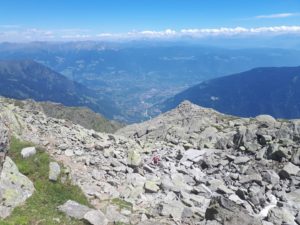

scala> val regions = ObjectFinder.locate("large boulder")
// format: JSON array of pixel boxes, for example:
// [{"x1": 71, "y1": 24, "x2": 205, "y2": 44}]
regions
[
  {"x1": 0, "y1": 157, "x2": 35, "y2": 218},
  {"x1": 205, "y1": 196, "x2": 263, "y2": 225}
]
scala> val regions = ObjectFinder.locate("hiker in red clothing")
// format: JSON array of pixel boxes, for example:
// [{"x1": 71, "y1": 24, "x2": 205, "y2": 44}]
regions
[{"x1": 152, "y1": 155, "x2": 161, "y2": 165}]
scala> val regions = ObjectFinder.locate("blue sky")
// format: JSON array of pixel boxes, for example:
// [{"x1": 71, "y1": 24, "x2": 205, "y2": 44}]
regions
[{"x1": 0, "y1": 0, "x2": 300, "y2": 41}]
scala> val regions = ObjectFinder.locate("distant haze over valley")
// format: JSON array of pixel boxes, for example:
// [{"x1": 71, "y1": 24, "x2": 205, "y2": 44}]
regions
[{"x1": 1, "y1": 41, "x2": 300, "y2": 122}]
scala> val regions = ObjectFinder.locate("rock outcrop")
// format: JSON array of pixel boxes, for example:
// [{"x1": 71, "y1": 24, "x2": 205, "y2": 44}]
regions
[
  {"x1": 1, "y1": 98, "x2": 300, "y2": 225},
  {"x1": 0, "y1": 121, "x2": 9, "y2": 173},
  {"x1": 0, "y1": 157, "x2": 35, "y2": 218}
]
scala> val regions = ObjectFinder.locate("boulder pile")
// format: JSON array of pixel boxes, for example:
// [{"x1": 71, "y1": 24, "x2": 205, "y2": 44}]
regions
[{"x1": 0, "y1": 97, "x2": 299, "y2": 225}]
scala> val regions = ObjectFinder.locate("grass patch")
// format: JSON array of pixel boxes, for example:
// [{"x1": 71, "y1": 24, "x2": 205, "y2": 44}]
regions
[
  {"x1": 111, "y1": 198, "x2": 133, "y2": 211},
  {"x1": 1, "y1": 137, "x2": 90, "y2": 225}
]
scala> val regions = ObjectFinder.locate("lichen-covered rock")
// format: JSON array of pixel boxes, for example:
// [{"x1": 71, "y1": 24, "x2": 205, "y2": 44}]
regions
[
  {"x1": 127, "y1": 150, "x2": 142, "y2": 167},
  {"x1": 0, "y1": 157, "x2": 35, "y2": 218}
]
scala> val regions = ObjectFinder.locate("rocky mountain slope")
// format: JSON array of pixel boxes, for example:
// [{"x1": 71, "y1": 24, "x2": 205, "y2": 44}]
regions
[
  {"x1": 5, "y1": 98, "x2": 122, "y2": 133},
  {"x1": 155, "y1": 66, "x2": 300, "y2": 119},
  {"x1": 1, "y1": 98, "x2": 300, "y2": 225},
  {"x1": 0, "y1": 60, "x2": 120, "y2": 119}
]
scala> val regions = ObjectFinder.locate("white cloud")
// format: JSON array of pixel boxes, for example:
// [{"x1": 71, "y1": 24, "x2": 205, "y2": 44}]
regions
[
  {"x1": 0, "y1": 26, "x2": 300, "y2": 42},
  {"x1": 179, "y1": 26, "x2": 300, "y2": 37},
  {"x1": 61, "y1": 34, "x2": 91, "y2": 39},
  {"x1": 255, "y1": 13, "x2": 299, "y2": 19}
]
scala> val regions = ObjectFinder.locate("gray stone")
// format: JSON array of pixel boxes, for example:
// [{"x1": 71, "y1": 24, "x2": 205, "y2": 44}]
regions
[
  {"x1": 279, "y1": 162, "x2": 300, "y2": 179},
  {"x1": 205, "y1": 196, "x2": 263, "y2": 225},
  {"x1": 127, "y1": 150, "x2": 142, "y2": 167},
  {"x1": 144, "y1": 180, "x2": 160, "y2": 193},
  {"x1": 106, "y1": 205, "x2": 129, "y2": 224},
  {"x1": 217, "y1": 184, "x2": 234, "y2": 195},
  {"x1": 207, "y1": 179, "x2": 224, "y2": 192},
  {"x1": 262, "y1": 170, "x2": 280, "y2": 185},
  {"x1": 84, "y1": 210, "x2": 108, "y2": 225},
  {"x1": 183, "y1": 149, "x2": 205, "y2": 162},
  {"x1": 256, "y1": 115, "x2": 277, "y2": 127},
  {"x1": 234, "y1": 156, "x2": 251, "y2": 164},
  {"x1": 267, "y1": 207, "x2": 296, "y2": 225},
  {"x1": 21, "y1": 147, "x2": 36, "y2": 158},
  {"x1": 0, "y1": 157, "x2": 35, "y2": 218},
  {"x1": 58, "y1": 200, "x2": 91, "y2": 219},
  {"x1": 49, "y1": 162, "x2": 61, "y2": 181},
  {"x1": 160, "y1": 200, "x2": 184, "y2": 220},
  {"x1": 240, "y1": 173, "x2": 262, "y2": 185},
  {"x1": 64, "y1": 149, "x2": 74, "y2": 157},
  {"x1": 256, "y1": 147, "x2": 267, "y2": 160},
  {"x1": 292, "y1": 149, "x2": 300, "y2": 166},
  {"x1": 229, "y1": 194, "x2": 244, "y2": 205},
  {"x1": 267, "y1": 144, "x2": 289, "y2": 161}
]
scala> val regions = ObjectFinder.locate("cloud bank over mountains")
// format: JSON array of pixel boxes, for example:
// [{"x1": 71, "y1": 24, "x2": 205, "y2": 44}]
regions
[{"x1": 0, "y1": 25, "x2": 300, "y2": 42}]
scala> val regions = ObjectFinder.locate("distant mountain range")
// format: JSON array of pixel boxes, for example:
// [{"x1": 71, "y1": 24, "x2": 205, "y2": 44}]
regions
[
  {"x1": 156, "y1": 66, "x2": 300, "y2": 119},
  {"x1": 1, "y1": 42, "x2": 300, "y2": 122},
  {"x1": 0, "y1": 60, "x2": 119, "y2": 119}
]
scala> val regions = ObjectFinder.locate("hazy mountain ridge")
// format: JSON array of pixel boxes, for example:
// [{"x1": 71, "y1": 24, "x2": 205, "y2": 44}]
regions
[
  {"x1": 0, "y1": 59, "x2": 120, "y2": 119},
  {"x1": 156, "y1": 66, "x2": 300, "y2": 119},
  {"x1": 1, "y1": 43, "x2": 300, "y2": 122}
]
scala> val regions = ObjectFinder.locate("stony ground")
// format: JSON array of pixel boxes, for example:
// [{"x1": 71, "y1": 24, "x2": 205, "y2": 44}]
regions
[{"x1": 0, "y1": 98, "x2": 300, "y2": 225}]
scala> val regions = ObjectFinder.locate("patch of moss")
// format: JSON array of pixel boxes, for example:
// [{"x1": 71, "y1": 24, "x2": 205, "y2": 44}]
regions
[
  {"x1": 1, "y1": 137, "x2": 90, "y2": 225},
  {"x1": 111, "y1": 198, "x2": 133, "y2": 211},
  {"x1": 115, "y1": 222, "x2": 130, "y2": 225}
]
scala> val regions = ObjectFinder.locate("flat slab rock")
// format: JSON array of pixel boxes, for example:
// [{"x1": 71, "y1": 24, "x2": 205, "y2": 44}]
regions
[
  {"x1": 58, "y1": 200, "x2": 108, "y2": 225},
  {"x1": 58, "y1": 200, "x2": 91, "y2": 219}
]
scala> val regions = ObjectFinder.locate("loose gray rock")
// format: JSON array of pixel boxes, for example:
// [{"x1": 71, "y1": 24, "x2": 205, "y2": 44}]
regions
[
  {"x1": 58, "y1": 200, "x2": 91, "y2": 219},
  {"x1": 160, "y1": 200, "x2": 185, "y2": 220},
  {"x1": 262, "y1": 170, "x2": 280, "y2": 185},
  {"x1": 144, "y1": 180, "x2": 160, "y2": 193},
  {"x1": 49, "y1": 162, "x2": 61, "y2": 181},
  {"x1": 292, "y1": 149, "x2": 300, "y2": 165},
  {"x1": 267, "y1": 207, "x2": 296, "y2": 225},
  {"x1": 255, "y1": 115, "x2": 277, "y2": 127},
  {"x1": 279, "y1": 162, "x2": 300, "y2": 179},
  {"x1": 21, "y1": 147, "x2": 36, "y2": 158},
  {"x1": 127, "y1": 150, "x2": 142, "y2": 167},
  {"x1": 205, "y1": 196, "x2": 263, "y2": 225},
  {"x1": 84, "y1": 210, "x2": 108, "y2": 225}
]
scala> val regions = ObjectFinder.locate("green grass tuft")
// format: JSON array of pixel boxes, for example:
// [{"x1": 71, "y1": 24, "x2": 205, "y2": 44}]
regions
[{"x1": 1, "y1": 137, "x2": 90, "y2": 225}]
